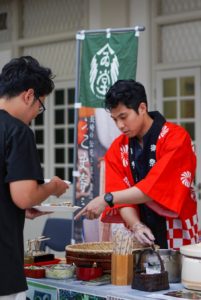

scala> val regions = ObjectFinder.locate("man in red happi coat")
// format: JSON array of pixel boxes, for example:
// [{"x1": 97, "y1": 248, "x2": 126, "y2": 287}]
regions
[{"x1": 76, "y1": 80, "x2": 199, "y2": 250}]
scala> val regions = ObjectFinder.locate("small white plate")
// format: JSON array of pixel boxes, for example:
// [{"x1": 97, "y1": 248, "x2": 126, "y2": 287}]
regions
[
  {"x1": 44, "y1": 179, "x2": 71, "y2": 185},
  {"x1": 33, "y1": 204, "x2": 80, "y2": 213}
]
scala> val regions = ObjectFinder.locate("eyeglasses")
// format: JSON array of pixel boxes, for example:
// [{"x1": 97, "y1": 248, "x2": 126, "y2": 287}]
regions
[{"x1": 35, "y1": 97, "x2": 46, "y2": 114}]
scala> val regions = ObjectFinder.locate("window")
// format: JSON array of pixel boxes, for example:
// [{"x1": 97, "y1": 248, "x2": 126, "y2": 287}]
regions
[
  {"x1": 31, "y1": 84, "x2": 75, "y2": 184},
  {"x1": 162, "y1": 76, "x2": 195, "y2": 140},
  {"x1": 0, "y1": 13, "x2": 7, "y2": 30}
]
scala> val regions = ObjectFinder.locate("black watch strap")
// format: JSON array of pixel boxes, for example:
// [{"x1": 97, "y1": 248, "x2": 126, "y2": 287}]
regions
[{"x1": 104, "y1": 192, "x2": 114, "y2": 207}]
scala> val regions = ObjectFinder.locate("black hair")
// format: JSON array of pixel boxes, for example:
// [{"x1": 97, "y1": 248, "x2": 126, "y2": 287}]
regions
[
  {"x1": 0, "y1": 56, "x2": 54, "y2": 98},
  {"x1": 105, "y1": 79, "x2": 147, "y2": 113}
]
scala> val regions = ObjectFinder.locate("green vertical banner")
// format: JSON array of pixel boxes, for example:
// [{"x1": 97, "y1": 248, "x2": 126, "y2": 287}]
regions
[
  {"x1": 74, "y1": 30, "x2": 139, "y2": 242},
  {"x1": 79, "y1": 31, "x2": 138, "y2": 107}
]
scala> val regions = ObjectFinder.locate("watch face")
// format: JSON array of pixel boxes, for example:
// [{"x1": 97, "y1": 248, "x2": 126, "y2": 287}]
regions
[
  {"x1": 105, "y1": 193, "x2": 113, "y2": 202},
  {"x1": 104, "y1": 193, "x2": 114, "y2": 207}
]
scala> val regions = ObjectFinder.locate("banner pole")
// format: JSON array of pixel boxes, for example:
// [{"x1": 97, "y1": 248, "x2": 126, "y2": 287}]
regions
[
  {"x1": 71, "y1": 34, "x2": 82, "y2": 244},
  {"x1": 76, "y1": 26, "x2": 145, "y2": 35}
]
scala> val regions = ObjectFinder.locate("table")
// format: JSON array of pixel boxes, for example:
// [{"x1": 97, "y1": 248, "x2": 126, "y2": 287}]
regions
[{"x1": 26, "y1": 277, "x2": 184, "y2": 300}]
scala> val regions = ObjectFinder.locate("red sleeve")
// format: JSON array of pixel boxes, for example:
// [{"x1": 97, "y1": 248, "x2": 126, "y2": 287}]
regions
[
  {"x1": 136, "y1": 123, "x2": 196, "y2": 217},
  {"x1": 101, "y1": 135, "x2": 138, "y2": 223}
]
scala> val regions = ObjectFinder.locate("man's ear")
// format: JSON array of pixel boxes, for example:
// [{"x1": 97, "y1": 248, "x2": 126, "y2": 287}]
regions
[
  {"x1": 138, "y1": 102, "x2": 147, "y2": 114},
  {"x1": 23, "y1": 89, "x2": 35, "y2": 105}
]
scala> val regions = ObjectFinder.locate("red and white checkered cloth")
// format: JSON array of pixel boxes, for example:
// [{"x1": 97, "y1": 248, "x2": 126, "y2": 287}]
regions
[{"x1": 166, "y1": 214, "x2": 199, "y2": 250}]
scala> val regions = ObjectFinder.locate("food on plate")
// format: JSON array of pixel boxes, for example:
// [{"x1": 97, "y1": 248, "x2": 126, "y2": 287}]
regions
[
  {"x1": 49, "y1": 201, "x2": 72, "y2": 207},
  {"x1": 33, "y1": 203, "x2": 80, "y2": 212}
]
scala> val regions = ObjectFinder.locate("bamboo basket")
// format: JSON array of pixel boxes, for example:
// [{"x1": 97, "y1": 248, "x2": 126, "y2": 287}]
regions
[
  {"x1": 66, "y1": 241, "x2": 146, "y2": 274},
  {"x1": 66, "y1": 242, "x2": 112, "y2": 273}
]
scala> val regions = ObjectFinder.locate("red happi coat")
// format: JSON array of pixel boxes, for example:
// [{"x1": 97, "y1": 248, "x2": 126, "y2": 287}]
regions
[{"x1": 101, "y1": 122, "x2": 199, "y2": 250}]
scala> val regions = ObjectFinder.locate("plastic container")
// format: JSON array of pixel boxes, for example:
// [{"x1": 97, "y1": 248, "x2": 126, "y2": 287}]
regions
[
  {"x1": 24, "y1": 266, "x2": 45, "y2": 278},
  {"x1": 45, "y1": 264, "x2": 75, "y2": 279}
]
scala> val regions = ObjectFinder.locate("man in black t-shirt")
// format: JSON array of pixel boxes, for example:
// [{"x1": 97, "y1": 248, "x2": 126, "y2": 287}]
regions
[{"x1": 0, "y1": 56, "x2": 70, "y2": 299}]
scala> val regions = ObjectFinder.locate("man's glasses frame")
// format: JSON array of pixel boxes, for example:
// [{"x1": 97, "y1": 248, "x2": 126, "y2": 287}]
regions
[{"x1": 35, "y1": 96, "x2": 46, "y2": 114}]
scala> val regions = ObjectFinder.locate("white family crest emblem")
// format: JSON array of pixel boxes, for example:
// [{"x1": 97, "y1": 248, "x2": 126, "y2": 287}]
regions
[
  {"x1": 120, "y1": 145, "x2": 128, "y2": 167},
  {"x1": 89, "y1": 43, "x2": 119, "y2": 99},
  {"x1": 180, "y1": 171, "x2": 191, "y2": 188}
]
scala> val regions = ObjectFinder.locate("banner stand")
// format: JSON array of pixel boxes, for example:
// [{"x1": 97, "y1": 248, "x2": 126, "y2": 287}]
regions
[{"x1": 72, "y1": 26, "x2": 145, "y2": 243}]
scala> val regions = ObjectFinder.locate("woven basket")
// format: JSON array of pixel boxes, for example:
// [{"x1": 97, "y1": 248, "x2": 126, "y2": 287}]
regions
[
  {"x1": 132, "y1": 249, "x2": 169, "y2": 292},
  {"x1": 66, "y1": 242, "x2": 113, "y2": 253},
  {"x1": 66, "y1": 241, "x2": 145, "y2": 273},
  {"x1": 66, "y1": 242, "x2": 113, "y2": 273}
]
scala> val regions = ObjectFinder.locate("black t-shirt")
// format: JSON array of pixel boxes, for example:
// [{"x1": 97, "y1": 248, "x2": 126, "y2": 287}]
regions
[{"x1": 0, "y1": 110, "x2": 44, "y2": 296}]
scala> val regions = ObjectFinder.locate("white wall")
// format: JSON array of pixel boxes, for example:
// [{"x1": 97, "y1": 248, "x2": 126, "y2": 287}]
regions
[
  {"x1": 89, "y1": 0, "x2": 101, "y2": 29},
  {"x1": 89, "y1": 0, "x2": 129, "y2": 29},
  {"x1": 0, "y1": 50, "x2": 11, "y2": 71},
  {"x1": 129, "y1": 0, "x2": 152, "y2": 106}
]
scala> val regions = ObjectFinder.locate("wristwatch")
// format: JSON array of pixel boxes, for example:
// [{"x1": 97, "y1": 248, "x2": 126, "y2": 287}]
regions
[{"x1": 104, "y1": 193, "x2": 114, "y2": 207}]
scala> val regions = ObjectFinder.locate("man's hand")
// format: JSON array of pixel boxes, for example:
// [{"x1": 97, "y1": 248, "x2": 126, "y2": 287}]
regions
[
  {"x1": 74, "y1": 195, "x2": 107, "y2": 220},
  {"x1": 10, "y1": 176, "x2": 70, "y2": 209},
  {"x1": 50, "y1": 176, "x2": 70, "y2": 198},
  {"x1": 25, "y1": 208, "x2": 51, "y2": 219},
  {"x1": 131, "y1": 222, "x2": 155, "y2": 245}
]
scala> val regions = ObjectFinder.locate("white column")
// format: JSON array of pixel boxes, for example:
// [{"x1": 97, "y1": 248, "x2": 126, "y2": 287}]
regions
[{"x1": 129, "y1": 0, "x2": 152, "y2": 104}]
